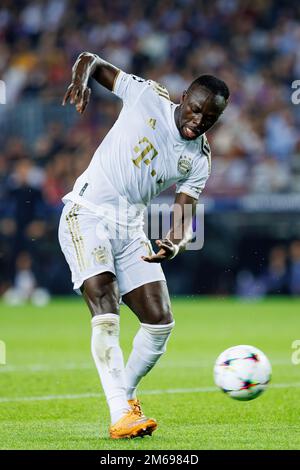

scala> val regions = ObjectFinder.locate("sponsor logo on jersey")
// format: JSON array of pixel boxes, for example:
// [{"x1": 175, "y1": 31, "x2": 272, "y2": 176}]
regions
[
  {"x1": 177, "y1": 155, "x2": 193, "y2": 176},
  {"x1": 148, "y1": 118, "x2": 156, "y2": 129}
]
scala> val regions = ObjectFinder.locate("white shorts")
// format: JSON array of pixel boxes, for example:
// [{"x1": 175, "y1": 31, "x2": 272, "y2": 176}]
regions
[{"x1": 58, "y1": 202, "x2": 166, "y2": 297}]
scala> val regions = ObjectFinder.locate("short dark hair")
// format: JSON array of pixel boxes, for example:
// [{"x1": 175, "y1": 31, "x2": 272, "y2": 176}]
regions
[{"x1": 188, "y1": 74, "x2": 230, "y2": 100}]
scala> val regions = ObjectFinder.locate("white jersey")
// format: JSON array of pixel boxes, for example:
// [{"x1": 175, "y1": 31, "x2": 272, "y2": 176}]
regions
[{"x1": 63, "y1": 70, "x2": 211, "y2": 229}]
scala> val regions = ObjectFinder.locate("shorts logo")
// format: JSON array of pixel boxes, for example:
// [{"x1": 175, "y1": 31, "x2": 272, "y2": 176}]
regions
[
  {"x1": 92, "y1": 246, "x2": 109, "y2": 264},
  {"x1": 178, "y1": 155, "x2": 193, "y2": 176}
]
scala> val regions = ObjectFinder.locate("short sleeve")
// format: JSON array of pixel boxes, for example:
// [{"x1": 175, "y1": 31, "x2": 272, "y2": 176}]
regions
[
  {"x1": 176, "y1": 158, "x2": 209, "y2": 199},
  {"x1": 176, "y1": 134, "x2": 211, "y2": 199},
  {"x1": 112, "y1": 70, "x2": 149, "y2": 107}
]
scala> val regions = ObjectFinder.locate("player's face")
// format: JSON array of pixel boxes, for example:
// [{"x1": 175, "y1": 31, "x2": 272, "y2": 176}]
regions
[{"x1": 175, "y1": 86, "x2": 227, "y2": 140}]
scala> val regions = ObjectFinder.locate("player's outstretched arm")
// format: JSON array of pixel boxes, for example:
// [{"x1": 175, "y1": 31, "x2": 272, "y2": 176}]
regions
[
  {"x1": 62, "y1": 52, "x2": 120, "y2": 113},
  {"x1": 142, "y1": 192, "x2": 197, "y2": 263}
]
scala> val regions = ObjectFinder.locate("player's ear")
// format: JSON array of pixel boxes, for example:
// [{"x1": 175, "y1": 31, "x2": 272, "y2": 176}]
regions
[{"x1": 180, "y1": 90, "x2": 187, "y2": 104}]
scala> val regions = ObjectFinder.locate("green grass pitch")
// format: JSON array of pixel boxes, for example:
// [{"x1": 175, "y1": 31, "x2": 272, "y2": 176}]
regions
[{"x1": 1, "y1": 297, "x2": 300, "y2": 450}]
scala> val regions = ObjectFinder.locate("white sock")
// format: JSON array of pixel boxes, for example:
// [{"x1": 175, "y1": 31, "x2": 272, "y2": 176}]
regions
[
  {"x1": 91, "y1": 314, "x2": 130, "y2": 425},
  {"x1": 125, "y1": 321, "x2": 175, "y2": 400}
]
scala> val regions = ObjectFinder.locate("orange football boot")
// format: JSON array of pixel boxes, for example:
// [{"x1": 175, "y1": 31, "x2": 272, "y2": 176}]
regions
[
  {"x1": 109, "y1": 407, "x2": 158, "y2": 439},
  {"x1": 128, "y1": 398, "x2": 145, "y2": 417}
]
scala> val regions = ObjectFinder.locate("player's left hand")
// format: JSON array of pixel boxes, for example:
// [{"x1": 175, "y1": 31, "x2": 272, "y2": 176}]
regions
[{"x1": 141, "y1": 239, "x2": 178, "y2": 263}]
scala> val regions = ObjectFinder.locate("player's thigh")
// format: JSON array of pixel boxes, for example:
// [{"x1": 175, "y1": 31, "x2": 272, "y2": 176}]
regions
[
  {"x1": 115, "y1": 235, "x2": 172, "y2": 323},
  {"x1": 122, "y1": 280, "x2": 173, "y2": 325},
  {"x1": 82, "y1": 272, "x2": 120, "y2": 317},
  {"x1": 59, "y1": 203, "x2": 119, "y2": 316}
]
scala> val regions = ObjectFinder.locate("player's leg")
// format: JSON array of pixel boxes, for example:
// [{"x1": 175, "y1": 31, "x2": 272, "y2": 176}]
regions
[
  {"x1": 59, "y1": 206, "x2": 157, "y2": 437},
  {"x1": 81, "y1": 272, "x2": 130, "y2": 426},
  {"x1": 83, "y1": 274, "x2": 157, "y2": 438},
  {"x1": 116, "y1": 237, "x2": 175, "y2": 403},
  {"x1": 122, "y1": 280, "x2": 175, "y2": 401},
  {"x1": 58, "y1": 205, "x2": 128, "y2": 424}
]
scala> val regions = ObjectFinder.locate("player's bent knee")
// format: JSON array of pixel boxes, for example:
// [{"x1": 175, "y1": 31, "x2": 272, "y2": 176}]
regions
[
  {"x1": 151, "y1": 298, "x2": 174, "y2": 324},
  {"x1": 146, "y1": 294, "x2": 173, "y2": 325},
  {"x1": 141, "y1": 304, "x2": 174, "y2": 325},
  {"x1": 155, "y1": 309, "x2": 174, "y2": 325}
]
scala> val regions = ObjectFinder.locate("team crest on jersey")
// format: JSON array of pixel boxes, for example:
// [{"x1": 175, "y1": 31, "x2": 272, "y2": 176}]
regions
[
  {"x1": 92, "y1": 246, "x2": 108, "y2": 265},
  {"x1": 178, "y1": 155, "x2": 193, "y2": 176}
]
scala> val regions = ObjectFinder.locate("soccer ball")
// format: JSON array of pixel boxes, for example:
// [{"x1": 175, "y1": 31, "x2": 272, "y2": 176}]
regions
[{"x1": 214, "y1": 345, "x2": 272, "y2": 401}]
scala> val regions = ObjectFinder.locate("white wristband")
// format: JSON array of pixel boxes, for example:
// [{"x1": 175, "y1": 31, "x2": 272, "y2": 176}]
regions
[{"x1": 169, "y1": 244, "x2": 180, "y2": 260}]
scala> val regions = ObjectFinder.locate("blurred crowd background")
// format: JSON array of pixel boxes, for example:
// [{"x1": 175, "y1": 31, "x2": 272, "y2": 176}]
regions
[{"x1": 1, "y1": 0, "x2": 300, "y2": 301}]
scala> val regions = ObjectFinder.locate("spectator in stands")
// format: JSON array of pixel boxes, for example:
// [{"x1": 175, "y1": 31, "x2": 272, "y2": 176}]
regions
[
  {"x1": 1, "y1": 0, "x2": 300, "y2": 296},
  {"x1": 260, "y1": 246, "x2": 289, "y2": 295},
  {"x1": 289, "y1": 241, "x2": 300, "y2": 295}
]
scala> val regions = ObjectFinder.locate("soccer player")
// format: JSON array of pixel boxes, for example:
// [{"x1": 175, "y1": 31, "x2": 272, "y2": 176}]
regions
[{"x1": 59, "y1": 52, "x2": 229, "y2": 439}]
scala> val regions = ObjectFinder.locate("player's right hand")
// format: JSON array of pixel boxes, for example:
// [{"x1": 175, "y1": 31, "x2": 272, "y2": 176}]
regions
[
  {"x1": 141, "y1": 239, "x2": 178, "y2": 263},
  {"x1": 62, "y1": 82, "x2": 91, "y2": 114}
]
